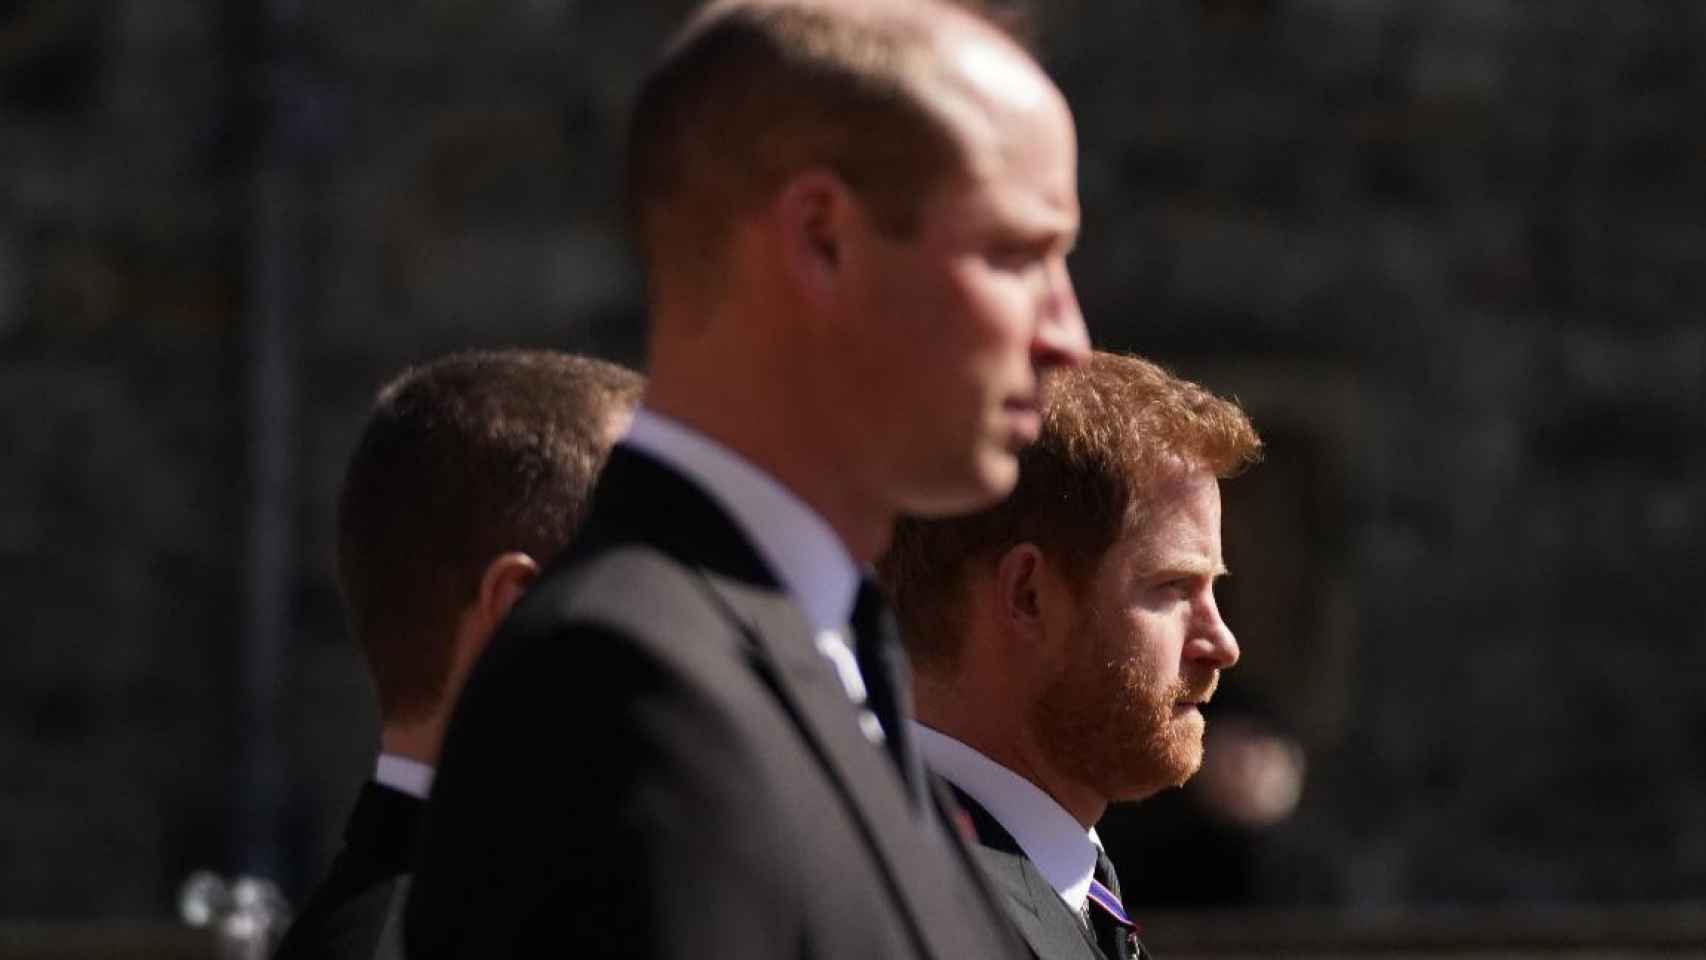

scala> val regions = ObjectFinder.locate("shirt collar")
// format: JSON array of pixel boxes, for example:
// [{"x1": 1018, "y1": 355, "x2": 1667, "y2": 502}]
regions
[
  {"x1": 374, "y1": 753, "x2": 434, "y2": 800},
  {"x1": 914, "y1": 723, "x2": 1101, "y2": 913},
  {"x1": 621, "y1": 407, "x2": 860, "y2": 631}
]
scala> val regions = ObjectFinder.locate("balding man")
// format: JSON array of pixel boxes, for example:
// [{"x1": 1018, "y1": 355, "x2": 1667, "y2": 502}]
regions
[
  {"x1": 880, "y1": 353, "x2": 1262, "y2": 960},
  {"x1": 405, "y1": 1, "x2": 1089, "y2": 958}
]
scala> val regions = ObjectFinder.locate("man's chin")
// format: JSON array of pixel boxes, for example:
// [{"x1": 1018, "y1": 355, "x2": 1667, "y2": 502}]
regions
[
  {"x1": 1170, "y1": 753, "x2": 1204, "y2": 789},
  {"x1": 899, "y1": 453, "x2": 1018, "y2": 518},
  {"x1": 976, "y1": 454, "x2": 1020, "y2": 503},
  {"x1": 1105, "y1": 750, "x2": 1203, "y2": 804},
  {"x1": 972, "y1": 443, "x2": 1022, "y2": 497}
]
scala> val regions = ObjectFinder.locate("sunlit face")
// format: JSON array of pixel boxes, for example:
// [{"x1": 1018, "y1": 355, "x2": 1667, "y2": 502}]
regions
[
  {"x1": 832, "y1": 32, "x2": 1090, "y2": 519},
  {"x1": 1033, "y1": 465, "x2": 1241, "y2": 803}
]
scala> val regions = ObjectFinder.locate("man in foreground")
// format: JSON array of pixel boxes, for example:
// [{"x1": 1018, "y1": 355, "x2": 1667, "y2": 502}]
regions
[
  {"x1": 405, "y1": 0, "x2": 1090, "y2": 957},
  {"x1": 879, "y1": 352, "x2": 1262, "y2": 959},
  {"x1": 273, "y1": 350, "x2": 641, "y2": 960}
]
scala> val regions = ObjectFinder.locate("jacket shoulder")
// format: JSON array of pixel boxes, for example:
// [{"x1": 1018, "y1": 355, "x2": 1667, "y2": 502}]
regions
[{"x1": 507, "y1": 545, "x2": 743, "y2": 655}]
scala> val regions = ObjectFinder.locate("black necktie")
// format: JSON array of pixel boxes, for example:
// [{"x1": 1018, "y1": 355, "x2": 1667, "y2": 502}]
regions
[
  {"x1": 1087, "y1": 845, "x2": 1138, "y2": 960},
  {"x1": 849, "y1": 577, "x2": 931, "y2": 817}
]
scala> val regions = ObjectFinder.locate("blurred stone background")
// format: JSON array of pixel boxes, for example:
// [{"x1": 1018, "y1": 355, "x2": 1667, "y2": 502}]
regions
[{"x1": 1, "y1": 0, "x2": 1702, "y2": 925}]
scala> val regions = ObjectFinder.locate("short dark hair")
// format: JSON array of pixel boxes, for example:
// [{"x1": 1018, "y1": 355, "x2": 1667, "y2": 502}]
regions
[
  {"x1": 879, "y1": 352, "x2": 1262, "y2": 672},
  {"x1": 623, "y1": 1, "x2": 1026, "y2": 290},
  {"x1": 335, "y1": 350, "x2": 644, "y2": 723}
]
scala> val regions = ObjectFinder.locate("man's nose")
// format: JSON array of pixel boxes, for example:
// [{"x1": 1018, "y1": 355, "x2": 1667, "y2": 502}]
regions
[
  {"x1": 1033, "y1": 260, "x2": 1090, "y2": 369},
  {"x1": 1190, "y1": 598, "x2": 1240, "y2": 670}
]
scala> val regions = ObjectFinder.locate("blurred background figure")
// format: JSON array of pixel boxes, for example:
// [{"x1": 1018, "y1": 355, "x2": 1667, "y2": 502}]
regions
[
  {"x1": 1193, "y1": 711, "x2": 1306, "y2": 832},
  {"x1": 272, "y1": 350, "x2": 641, "y2": 960}
]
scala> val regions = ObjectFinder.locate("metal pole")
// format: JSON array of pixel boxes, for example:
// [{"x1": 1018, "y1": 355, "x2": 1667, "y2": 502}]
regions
[{"x1": 237, "y1": 0, "x2": 306, "y2": 886}]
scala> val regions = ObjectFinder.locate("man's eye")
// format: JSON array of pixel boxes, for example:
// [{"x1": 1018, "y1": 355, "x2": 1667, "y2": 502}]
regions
[{"x1": 987, "y1": 244, "x2": 1044, "y2": 270}]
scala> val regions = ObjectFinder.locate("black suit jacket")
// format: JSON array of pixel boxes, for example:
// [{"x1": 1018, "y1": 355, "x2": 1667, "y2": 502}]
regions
[
  {"x1": 405, "y1": 447, "x2": 1024, "y2": 959},
  {"x1": 274, "y1": 780, "x2": 423, "y2": 960},
  {"x1": 950, "y1": 787, "x2": 1154, "y2": 960}
]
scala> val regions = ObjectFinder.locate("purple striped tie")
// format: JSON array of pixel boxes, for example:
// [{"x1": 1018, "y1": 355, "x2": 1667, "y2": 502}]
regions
[{"x1": 1087, "y1": 846, "x2": 1138, "y2": 959}]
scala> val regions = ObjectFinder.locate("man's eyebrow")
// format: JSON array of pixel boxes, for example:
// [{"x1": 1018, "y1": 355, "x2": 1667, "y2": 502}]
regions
[
  {"x1": 1135, "y1": 554, "x2": 1226, "y2": 578},
  {"x1": 1005, "y1": 222, "x2": 1074, "y2": 251}
]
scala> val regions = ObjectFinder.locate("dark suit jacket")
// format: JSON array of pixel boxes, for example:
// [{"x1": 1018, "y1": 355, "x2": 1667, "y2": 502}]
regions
[
  {"x1": 950, "y1": 787, "x2": 1154, "y2": 960},
  {"x1": 405, "y1": 446, "x2": 1024, "y2": 959},
  {"x1": 274, "y1": 780, "x2": 423, "y2": 960}
]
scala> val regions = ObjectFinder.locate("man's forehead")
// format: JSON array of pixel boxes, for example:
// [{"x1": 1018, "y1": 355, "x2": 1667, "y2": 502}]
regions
[{"x1": 1120, "y1": 469, "x2": 1225, "y2": 566}]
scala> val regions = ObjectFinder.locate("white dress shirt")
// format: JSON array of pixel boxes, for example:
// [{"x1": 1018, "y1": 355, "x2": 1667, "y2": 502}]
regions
[
  {"x1": 915, "y1": 723, "x2": 1102, "y2": 915},
  {"x1": 622, "y1": 410, "x2": 881, "y2": 740},
  {"x1": 623, "y1": 408, "x2": 859, "y2": 631},
  {"x1": 374, "y1": 753, "x2": 434, "y2": 800}
]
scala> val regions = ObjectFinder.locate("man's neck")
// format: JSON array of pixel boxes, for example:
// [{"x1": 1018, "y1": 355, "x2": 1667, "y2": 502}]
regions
[
  {"x1": 644, "y1": 374, "x2": 892, "y2": 564},
  {"x1": 913, "y1": 722, "x2": 1104, "y2": 913},
  {"x1": 624, "y1": 407, "x2": 862, "y2": 630},
  {"x1": 379, "y1": 720, "x2": 442, "y2": 767},
  {"x1": 916, "y1": 698, "x2": 1106, "y2": 828}
]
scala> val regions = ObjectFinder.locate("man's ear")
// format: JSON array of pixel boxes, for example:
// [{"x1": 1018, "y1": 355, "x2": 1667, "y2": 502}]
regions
[
  {"x1": 437, "y1": 552, "x2": 541, "y2": 727},
  {"x1": 994, "y1": 542, "x2": 1047, "y2": 638},
  {"x1": 774, "y1": 168, "x2": 854, "y2": 298},
  {"x1": 475, "y1": 551, "x2": 541, "y2": 635}
]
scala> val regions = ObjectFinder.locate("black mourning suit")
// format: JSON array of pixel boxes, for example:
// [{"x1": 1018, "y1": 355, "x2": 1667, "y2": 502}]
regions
[
  {"x1": 950, "y1": 787, "x2": 1154, "y2": 960},
  {"x1": 405, "y1": 446, "x2": 1024, "y2": 959},
  {"x1": 273, "y1": 780, "x2": 422, "y2": 960}
]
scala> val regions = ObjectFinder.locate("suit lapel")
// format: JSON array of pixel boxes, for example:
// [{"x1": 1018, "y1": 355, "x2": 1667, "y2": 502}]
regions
[
  {"x1": 951, "y1": 787, "x2": 1108, "y2": 960},
  {"x1": 583, "y1": 448, "x2": 1004, "y2": 960},
  {"x1": 345, "y1": 781, "x2": 427, "y2": 877},
  {"x1": 707, "y1": 574, "x2": 987, "y2": 960},
  {"x1": 371, "y1": 875, "x2": 410, "y2": 960},
  {"x1": 928, "y1": 776, "x2": 1039, "y2": 951}
]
